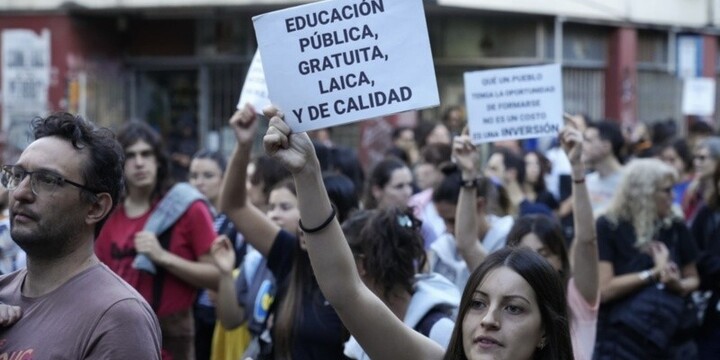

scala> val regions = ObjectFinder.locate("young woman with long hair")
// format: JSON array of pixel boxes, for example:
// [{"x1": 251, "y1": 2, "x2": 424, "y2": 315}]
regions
[
  {"x1": 260, "y1": 107, "x2": 573, "y2": 360},
  {"x1": 214, "y1": 105, "x2": 349, "y2": 360}
]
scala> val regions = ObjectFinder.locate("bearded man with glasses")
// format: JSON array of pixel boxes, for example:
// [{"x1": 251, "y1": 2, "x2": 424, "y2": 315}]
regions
[{"x1": 0, "y1": 112, "x2": 161, "y2": 358}]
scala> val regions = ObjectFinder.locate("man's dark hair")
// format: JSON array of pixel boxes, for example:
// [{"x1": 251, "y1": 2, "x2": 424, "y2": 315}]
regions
[
  {"x1": 419, "y1": 143, "x2": 452, "y2": 168},
  {"x1": 31, "y1": 112, "x2": 125, "y2": 234},
  {"x1": 689, "y1": 119, "x2": 715, "y2": 136},
  {"x1": 588, "y1": 120, "x2": 624, "y2": 162},
  {"x1": 249, "y1": 154, "x2": 292, "y2": 201},
  {"x1": 433, "y1": 165, "x2": 512, "y2": 217},
  {"x1": 116, "y1": 121, "x2": 173, "y2": 201},
  {"x1": 651, "y1": 119, "x2": 677, "y2": 146},
  {"x1": 331, "y1": 146, "x2": 365, "y2": 199},
  {"x1": 322, "y1": 172, "x2": 358, "y2": 224},
  {"x1": 494, "y1": 147, "x2": 526, "y2": 184}
]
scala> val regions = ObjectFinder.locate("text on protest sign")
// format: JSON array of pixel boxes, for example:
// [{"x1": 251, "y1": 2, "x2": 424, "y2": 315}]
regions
[
  {"x1": 253, "y1": 0, "x2": 439, "y2": 132},
  {"x1": 682, "y1": 77, "x2": 716, "y2": 117},
  {"x1": 464, "y1": 64, "x2": 563, "y2": 144}
]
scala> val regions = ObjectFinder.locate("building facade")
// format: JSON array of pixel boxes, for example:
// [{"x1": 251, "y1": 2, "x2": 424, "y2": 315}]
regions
[{"x1": 1, "y1": 0, "x2": 719, "y2": 164}]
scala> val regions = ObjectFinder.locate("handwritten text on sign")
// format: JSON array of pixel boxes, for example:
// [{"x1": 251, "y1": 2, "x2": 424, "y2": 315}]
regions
[
  {"x1": 253, "y1": 0, "x2": 439, "y2": 132},
  {"x1": 682, "y1": 77, "x2": 716, "y2": 116},
  {"x1": 464, "y1": 64, "x2": 563, "y2": 144}
]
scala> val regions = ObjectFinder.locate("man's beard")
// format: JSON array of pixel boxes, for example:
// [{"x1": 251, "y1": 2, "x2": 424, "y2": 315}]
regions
[{"x1": 11, "y1": 217, "x2": 79, "y2": 260}]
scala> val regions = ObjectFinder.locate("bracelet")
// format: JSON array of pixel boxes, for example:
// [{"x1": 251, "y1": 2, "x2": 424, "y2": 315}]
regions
[
  {"x1": 461, "y1": 178, "x2": 479, "y2": 188},
  {"x1": 572, "y1": 177, "x2": 585, "y2": 184},
  {"x1": 298, "y1": 205, "x2": 336, "y2": 234},
  {"x1": 638, "y1": 269, "x2": 654, "y2": 283}
]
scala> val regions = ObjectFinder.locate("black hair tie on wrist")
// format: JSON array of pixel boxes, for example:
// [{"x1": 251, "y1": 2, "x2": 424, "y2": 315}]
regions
[{"x1": 299, "y1": 205, "x2": 337, "y2": 234}]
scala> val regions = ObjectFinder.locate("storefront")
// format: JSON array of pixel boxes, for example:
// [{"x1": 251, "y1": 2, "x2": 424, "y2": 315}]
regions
[{"x1": 1, "y1": 0, "x2": 719, "y2": 167}]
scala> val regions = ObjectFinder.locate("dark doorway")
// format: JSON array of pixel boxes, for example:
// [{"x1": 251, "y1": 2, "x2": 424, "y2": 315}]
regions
[{"x1": 135, "y1": 70, "x2": 199, "y2": 182}]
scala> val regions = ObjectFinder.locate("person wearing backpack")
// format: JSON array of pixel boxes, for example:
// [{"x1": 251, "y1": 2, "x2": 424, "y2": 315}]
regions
[
  {"x1": 340, "y1": 208, "x2": 459, "y2": 359},
  {"x1": 96, "y1": 122, "x2": 220, "y2": 360}
]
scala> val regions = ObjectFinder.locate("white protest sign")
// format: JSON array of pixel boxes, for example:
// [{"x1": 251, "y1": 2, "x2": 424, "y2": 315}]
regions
[
  {"x1": 2, "y1": 29, "x2": 51, "y2": 156},
  {"x1": 464, "y1": 64, "x2": 563, "y2": 144},
  {"x1": 237, "y1": 50, "x2": 271, "y2": 113},
  {"x1": 253, "y1": 0, "x2": 439, "y2": 132},
  {"x1": 682, "y1": 77, "x2": 716, "y2": 116}
]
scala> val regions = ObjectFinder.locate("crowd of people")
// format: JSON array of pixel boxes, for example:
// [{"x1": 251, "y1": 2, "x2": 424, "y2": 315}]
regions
[{"x1": 0, "y1": 96, "x2": 719, "y2": 360}]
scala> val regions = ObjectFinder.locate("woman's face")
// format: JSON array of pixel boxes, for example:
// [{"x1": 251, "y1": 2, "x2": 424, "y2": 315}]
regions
[
  {"x1": 524, "y1": 153, "x2": 541, "y2": 185},
  {"x1": 660, "y1": 147, "x2": 686, "y2": 179},
  {"x1": 655, "y1": 176, "x2": 675, "y2": 219},
  {"x1": 462, "y1": 266, "x2": 544, "y2": 360},
  {"x1": 267, "y1": 187, "x2": 301, "y2": 234},
  {"x1": 414, "y1": 163, "x2": 441, "y2": 191},
  {"x1": 427, "y1": 124, "x2": 451, "y2": 145},
  {"x1": 394, "y1": 129, "x2": 416, "y2": 151},
  {"x1": 375, "y1": 167, "x2": 413, "y2": 209},
  {"x1": 189, "y1": 158, "x2": 223, "y2": 204},
  {"x1": 519, "y1": 233, "x2": 562, "y2": 273},
  {"x1": 694, "y1": 145, "x2": 716, "y2": 178},
  {"x1": 484, "y1": 153, "x2": 506, "y2": 183}
]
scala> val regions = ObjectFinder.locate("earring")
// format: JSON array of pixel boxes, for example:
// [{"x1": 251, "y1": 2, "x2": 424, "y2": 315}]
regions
[{"x1": 538, "y1": 339, "x2": 546, "y2": 349}]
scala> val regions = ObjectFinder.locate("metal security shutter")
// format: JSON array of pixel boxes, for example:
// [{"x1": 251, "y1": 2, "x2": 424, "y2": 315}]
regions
[
  {"x1": 635, "y1": 29, "x2": 679, "y2": 127},
  {"x1": 203, "y1": 62, "x2": 249, "y2": 157},
  {"x1": 561, "y1": 23, "x2": 609, "y2": 121},
  {"x1": 637, "y1": 70, "x2": 681, "y2": 124},
  {"x1": 207, "y1": 63, "x2": 245, "y2": 133},
  {"x1": 562, "y1": 67, "x2": 604, "y2": 120}
]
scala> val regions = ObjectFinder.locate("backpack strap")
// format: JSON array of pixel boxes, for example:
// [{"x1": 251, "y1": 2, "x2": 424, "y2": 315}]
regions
[
  {"x1": 151, "y1": 228, "x2": 174, "y2": 312},
  {"x1": 217, "y1": 215, "x2": 245, "y2": 267},
  {"x1": 414, "y1": 308, "x2": 450, "y2": 338}
]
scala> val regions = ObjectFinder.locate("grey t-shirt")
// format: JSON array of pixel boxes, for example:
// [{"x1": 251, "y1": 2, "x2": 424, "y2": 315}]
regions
[
  {"x1": 586, "y1": 170, "x2": 623, "y2": 216},
  {"x1": 0, "y1": 263, "x2": 162, "y2": 359}
]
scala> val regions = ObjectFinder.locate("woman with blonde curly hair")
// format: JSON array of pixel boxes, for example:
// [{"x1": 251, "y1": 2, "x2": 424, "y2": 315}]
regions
[{"x1": 594, "y1": 158, "x2": 700, "y2": 359}]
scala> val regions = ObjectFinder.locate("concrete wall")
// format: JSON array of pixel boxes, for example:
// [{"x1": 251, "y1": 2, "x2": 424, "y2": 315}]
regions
[
  {"x1": 0, "y1": 0, "x2": 309, "y2": 11},
  {"x1": 2, "y1": 0, "x2": 716, "y2": 28},
  {"x1": 439, "y1": 0, "x2": 714, "y2": 28}
]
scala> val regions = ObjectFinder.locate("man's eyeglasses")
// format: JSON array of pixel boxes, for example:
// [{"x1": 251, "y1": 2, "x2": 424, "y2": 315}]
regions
[{"x1": 0, "y1": 165, "x2": 97, "y2": 196}]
